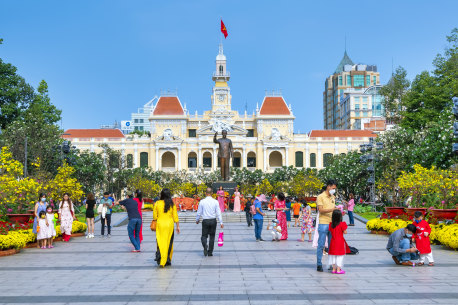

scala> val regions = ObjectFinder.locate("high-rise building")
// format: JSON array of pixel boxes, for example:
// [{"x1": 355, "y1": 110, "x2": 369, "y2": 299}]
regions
[{"x1": 323, "y1": 51, "x2": 380, "y2": 129}]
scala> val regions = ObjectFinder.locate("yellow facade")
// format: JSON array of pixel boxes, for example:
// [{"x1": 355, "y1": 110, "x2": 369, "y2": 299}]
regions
[{"x1": 66, "y1": 45, "x2": 376, "y2": 172}]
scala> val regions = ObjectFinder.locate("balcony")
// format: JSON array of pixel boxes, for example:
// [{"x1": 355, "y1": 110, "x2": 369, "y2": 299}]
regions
[{"x1": 212, "y1": 72, "x2": 230, "y2": 81}]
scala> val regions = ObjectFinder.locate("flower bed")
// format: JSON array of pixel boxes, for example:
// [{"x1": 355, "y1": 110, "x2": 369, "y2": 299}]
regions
[
  {"x1": 366, "y1": 218, "x2": 458, "y2": 250},
  {"x1": 0, "y1": 221, "x2": 87, "y2": 251}
]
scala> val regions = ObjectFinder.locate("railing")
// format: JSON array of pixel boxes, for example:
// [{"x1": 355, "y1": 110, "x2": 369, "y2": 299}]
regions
[{"x1": 212, "y1": 72, "x2": 230, "y2": 78}]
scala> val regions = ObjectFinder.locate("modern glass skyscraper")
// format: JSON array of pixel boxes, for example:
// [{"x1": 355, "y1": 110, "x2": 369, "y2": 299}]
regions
[{"x1": 323, "y1": 51, "x2": 380, "y2": 129}]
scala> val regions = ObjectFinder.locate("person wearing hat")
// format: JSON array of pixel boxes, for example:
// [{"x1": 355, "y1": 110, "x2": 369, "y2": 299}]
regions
[{"x1": 253, "y1": 194, "x2": 267, "y2": 242}]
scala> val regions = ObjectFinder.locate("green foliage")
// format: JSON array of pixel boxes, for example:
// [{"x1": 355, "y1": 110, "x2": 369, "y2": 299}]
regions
[
  {"x1": 380, "y1": 66, "x2": 410, "y2": 124},
  {"x1": 401, "y1": 28, "x2": 458, "y2": 130},
  {"x1": 353, "y1": 204, "x2": 372, "y2": 213},
  {"x1": 73, "y1": 151, "x2": 106, "y2": 194},
  {"x1": 318, "y1": 151, "x2": 368, "y2": 198}
]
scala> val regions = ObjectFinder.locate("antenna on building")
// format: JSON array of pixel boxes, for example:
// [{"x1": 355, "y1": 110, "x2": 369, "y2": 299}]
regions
[{"x1": 345, "y1": 34, "x2": 347, "y2": 52}]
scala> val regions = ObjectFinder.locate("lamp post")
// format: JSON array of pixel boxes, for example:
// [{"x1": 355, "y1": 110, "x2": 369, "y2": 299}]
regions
[{"x1": 360, "y1": 138, "x2": 384, "y2": 211}]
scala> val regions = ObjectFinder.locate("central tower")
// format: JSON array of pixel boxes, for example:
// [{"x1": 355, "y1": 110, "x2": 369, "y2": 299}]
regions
[{"x1": 211, "y1": 44, "x2": 232, "y2": 114}]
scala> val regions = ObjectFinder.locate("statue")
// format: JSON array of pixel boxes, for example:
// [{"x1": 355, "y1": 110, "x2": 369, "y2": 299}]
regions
[{"x1": 213, "y1": 130, "x2": 233, "y2": 181}]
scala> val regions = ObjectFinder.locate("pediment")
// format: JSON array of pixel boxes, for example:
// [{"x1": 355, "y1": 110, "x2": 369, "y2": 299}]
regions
[{"x1": 197, "y1": 124, "x2": 248, "y2": 136}]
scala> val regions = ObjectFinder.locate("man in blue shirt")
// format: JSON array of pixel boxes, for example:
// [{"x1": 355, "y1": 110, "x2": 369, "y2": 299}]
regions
[
  {"x1": 114, "y1": 196, "x2": 142, "y2": 252},
  {"x1": 253, "y1": 194, "x2": 267, "y2": 242},
  {"x1": 196, "y1": 187, "x2": 224, "y2": 257}
]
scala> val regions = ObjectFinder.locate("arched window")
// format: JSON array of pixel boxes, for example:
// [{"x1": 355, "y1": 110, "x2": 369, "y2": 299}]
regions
[
  {"x1": 310, "y1": 153, "x2": 316, "y2": 168},
  {"x1": 269, "y1": 151, "x2": 282, "y2": 168},
  {"x1": 219, "y1": 65, "x2": 224, "y2": 75},
  {"x1": 140, "y1": 152, "x2": 148, "y2": 168},
  {"x1": 323, "y1": 153, "x2": 333, "y2": 167},
  {"x1": 295, "y1": 151, "x2": 303, "y2": 167},
  {"x1": 233, "y1": 151, "x2": 241, "y2": 168},
  {"x1": 161, "y1": 152, "x2": 175, "y2": 168},
  {"x1": 247, "y1": 152, "x2": 256, "y2": 168},
  {"x1": 188, "y1": 152, "x2": 197, "y2": 168},
  {"x1": 126, "y1": 154, "x2": 133, "y2": 168},
  {"x1": 203, "y1": 152, "x2": 212, "y2": 168}
]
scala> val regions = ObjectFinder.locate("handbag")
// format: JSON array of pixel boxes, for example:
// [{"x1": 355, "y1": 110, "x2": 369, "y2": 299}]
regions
[
  {"x1": 218, "y1": 231, "x2": 224, "y2": 247},
  {"x1": 150, "y1": 219, "x2": 157, "y2": 231}
]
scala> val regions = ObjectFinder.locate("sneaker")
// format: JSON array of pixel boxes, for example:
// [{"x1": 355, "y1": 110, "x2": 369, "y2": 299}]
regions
[
  {"x1": 86, "y1": 235, "x2": 89, "y2": 239},
  {"x1": 336, "y1": 270, "x2": 346, "y2": 274},
  {"x1": 256, "y1": 239, "x2": 260, "y2": 242},
  {"x1": 317, "y1": 265, "x2": 323, "y2": 272},
  {"x1": 107, "y1": 234, "x2": 111, "y2": 238},
  {"x1": 259, "y1": 239, "x2": 265, "y2": 242},
  {"x1": 203, "y1": 246, "x2": 208, "y2": 257},
  {"x1": 100, "y1": 235, "x2": 105, "y2": 238},
  {"x1": 208, "y1": 253, "x2": 213, "y2": 256}
]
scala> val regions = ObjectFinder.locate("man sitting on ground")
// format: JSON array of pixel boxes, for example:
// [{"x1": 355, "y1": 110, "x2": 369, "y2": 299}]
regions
[{"x1": 386, "y1": 224, "x2": 419, "y2": 266}]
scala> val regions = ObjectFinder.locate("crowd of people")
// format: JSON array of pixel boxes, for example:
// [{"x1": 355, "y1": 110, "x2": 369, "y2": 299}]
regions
[{"x1": 29, "y1": 180, "x2": 436, "y2": 271}]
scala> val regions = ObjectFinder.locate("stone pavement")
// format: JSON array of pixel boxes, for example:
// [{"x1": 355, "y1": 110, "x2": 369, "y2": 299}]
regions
[{"x1": 1, "y1": 213, "x2": 458, "y2": 305}]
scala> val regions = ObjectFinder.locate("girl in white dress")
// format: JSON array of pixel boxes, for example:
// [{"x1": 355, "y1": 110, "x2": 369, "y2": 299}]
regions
[
  {"x1": 59, "y1": 193, "x2": 76, "y2": 242},
  {"x1": 37, "y1": 211, "x2": 50, "y2": 249},
  {"x1": 46, "y1": 206, "x2": 56, "y2": 248}
]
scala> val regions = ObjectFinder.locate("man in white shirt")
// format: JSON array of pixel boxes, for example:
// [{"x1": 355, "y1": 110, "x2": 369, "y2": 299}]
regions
[{"x1": 196, "y1": 187, "x2": 224, "y2": 257}]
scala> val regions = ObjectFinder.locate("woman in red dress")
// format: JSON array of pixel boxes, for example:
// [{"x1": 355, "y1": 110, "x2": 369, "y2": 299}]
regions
[
  {"x1": 328, "y1": 209, "x2": 348, "y2": 274},
  {"x1": 133, "y1": 190, "x2": 143, "y2": 243},
  {"x1": 274, "y1": 192, "x2": 288, "y2": 240}
]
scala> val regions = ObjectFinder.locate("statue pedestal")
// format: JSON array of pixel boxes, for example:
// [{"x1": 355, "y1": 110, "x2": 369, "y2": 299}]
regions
[{"x1": 212, "y1": 181, "x2": 237, "y2": 210}]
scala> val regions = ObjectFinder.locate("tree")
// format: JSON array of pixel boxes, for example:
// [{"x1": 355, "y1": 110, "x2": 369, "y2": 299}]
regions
[
  {"x1": 380, "y1": 66, "x2": 410, "y2": 124},
  {"x1": 73, "y1": 151, "x2": 106, "y2": 194},
  {"x1": 401, "y1": 28, "x2": 458, "y2": 130},
  {"x1": 0, "y1": 59, "x2": 35, "y2": 129}
]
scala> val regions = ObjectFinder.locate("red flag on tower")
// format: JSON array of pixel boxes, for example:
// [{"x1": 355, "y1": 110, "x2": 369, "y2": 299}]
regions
[{"x1": 221, "y1": 20, "x2": 228, "y2": 38}]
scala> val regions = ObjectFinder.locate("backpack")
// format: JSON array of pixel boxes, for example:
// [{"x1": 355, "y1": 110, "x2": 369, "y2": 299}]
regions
[
  {"x1": 250, "y1": 203, "x2": 257, "y2": 215},
  {"x1": 347, "y1": 246, "x2": 359, "y2": 255}
]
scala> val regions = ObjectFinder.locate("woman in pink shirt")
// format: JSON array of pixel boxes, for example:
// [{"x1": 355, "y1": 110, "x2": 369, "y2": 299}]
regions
[{"x1": 347, "y1": 193, "x2": 355, "y2": 226}]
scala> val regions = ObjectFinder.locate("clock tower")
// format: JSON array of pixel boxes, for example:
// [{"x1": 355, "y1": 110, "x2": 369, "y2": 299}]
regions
[{"x1": 211, "y1": 43, "x2": 232, "y2": 113}]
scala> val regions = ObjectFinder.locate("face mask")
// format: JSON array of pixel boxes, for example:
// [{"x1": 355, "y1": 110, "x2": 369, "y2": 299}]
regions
[
  {"x1": 41, "y1": 198, "x2": 46, "y2": 202},
  {"x1": 47, "y1": 209, "x2": 52, "y2": 213},
  {"x1": 329, "y1": 189, "x2": 336, "y2": 195},
  {"x1": 41, "y1": 215, "x2": 46, "y2": 219},
  {"x1": 415, "y1": 219, "x2": 421, "y2": 224},
  {"x1": 406, "y1": 233, "x2": 412, "y2": 238}
]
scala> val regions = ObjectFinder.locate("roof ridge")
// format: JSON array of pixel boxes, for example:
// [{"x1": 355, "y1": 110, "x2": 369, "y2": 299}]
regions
[{"x1": 334, "y1": 51, "x2": 354, "y2": 74}]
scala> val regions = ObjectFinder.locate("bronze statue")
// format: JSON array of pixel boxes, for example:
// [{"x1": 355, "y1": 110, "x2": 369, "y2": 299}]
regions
[{"x1": 213, "y1": 130, "x2": 233, "y2": 181}]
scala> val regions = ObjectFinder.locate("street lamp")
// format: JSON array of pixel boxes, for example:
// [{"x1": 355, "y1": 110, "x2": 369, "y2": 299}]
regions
[{"x1": 360, "y1": 138, "x2": 384, "y2": 211}]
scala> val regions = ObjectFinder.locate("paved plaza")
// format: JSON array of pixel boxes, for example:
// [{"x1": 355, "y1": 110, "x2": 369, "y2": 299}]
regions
[{"x1": 1, "y1": 213, "x2": 458, "y2": 305}]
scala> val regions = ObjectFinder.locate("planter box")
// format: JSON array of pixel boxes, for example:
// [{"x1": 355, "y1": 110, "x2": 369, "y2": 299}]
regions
[
  {"x1": 385, "y1": 207, "x2": 405, "y2": 218},
  {"x1": 370, "y1": 230, "x2": 390, "y2": 235},
  {"x1": 6, "y1": 214, "x2": 33, "y2": 224},
  {"x1": 405, "y1": 208, "x2": 428, "y2": 217},
  {"x1": 0, "y1": 248, "x2": 20, "y2": 257},
  {"x1": 430, "y1": 209, "x2": 458, "y2": 220}
]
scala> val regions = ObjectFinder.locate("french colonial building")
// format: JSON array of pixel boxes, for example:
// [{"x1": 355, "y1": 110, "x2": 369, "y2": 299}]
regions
[{"x1": 64, "y1": 45, "x2": 376, "y2": 172}]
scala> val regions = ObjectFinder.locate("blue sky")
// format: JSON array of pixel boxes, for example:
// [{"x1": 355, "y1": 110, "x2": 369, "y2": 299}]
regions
[{"x1": 0, "y1": 0, "x2": 457, "y2": 133}]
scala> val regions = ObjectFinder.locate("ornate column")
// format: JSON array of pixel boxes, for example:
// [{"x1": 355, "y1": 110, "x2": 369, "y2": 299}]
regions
[
  {"x1": 213, "y1": 147, "x2": 217, "y2": 171},
  {"x1": 155, "y1": 147, "x2": 159, "y2": 171},
  {"x1": 334, "y1": 142, "x2": 339, "y2": 155},
  {"x1": 178, "y1": 148, "x2": 182, "y2": 171},
  {"x1": 263, "y1": 147, "x2": 267, "y2": 172},
  {"x1": 134, "y1": 144, "x2": 138, "y2": 168},
  {"x1": 305, "y1": 143, "x2": 310, "y2": 168},
  {"x1": 242, "y1": 147, "x2": 246, "y2": 168},
  {"x1": 285, "y1": 147, "x2": 289, "y2": 167},
  {"x1": 198, "y1": 147, "x2": 202, "y2": 168},
  {"x1": 317, "y1": 143, "x2": 322, "y2": 168}
]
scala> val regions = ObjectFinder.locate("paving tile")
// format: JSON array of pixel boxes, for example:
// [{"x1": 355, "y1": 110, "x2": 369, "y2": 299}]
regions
[{"x1": 0, "y1": 213, "x2": 457, "y2": 304}]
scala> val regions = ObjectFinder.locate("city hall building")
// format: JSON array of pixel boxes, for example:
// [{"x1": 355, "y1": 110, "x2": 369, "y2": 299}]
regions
[{"x1": 64, "y1": 45, "x2": 376, "y2": 172}]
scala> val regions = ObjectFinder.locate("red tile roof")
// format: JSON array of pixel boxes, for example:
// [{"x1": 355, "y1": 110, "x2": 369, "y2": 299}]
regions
[
  {"x1": 62, "y1": 129, "x2": 124, "y2": 138},
  {"x1": 309, "y1": 130, "x2": 377, "y2": 138},
  {"x1": 153, "y1": 96, "x2": 184, "y2": 115},
  {"x1": 259, "y1": 97, "x2": 291, "y2": 115}
]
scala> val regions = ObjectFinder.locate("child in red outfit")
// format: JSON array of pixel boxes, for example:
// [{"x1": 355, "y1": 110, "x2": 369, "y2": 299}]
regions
[
  {"x1": 413, "y1": 211, "x2": 434, "y2": 266},
  {"x1": 328, "y1": 209, "x2": 348, "y2": 274}
]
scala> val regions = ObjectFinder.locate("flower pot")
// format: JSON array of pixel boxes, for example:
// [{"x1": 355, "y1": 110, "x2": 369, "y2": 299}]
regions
[
  {"x1": 405, "y1": 208, "x2": 428, "y2": 217},
  {"x1": 430, "y1": 209, "x2": 458, "y2": 220},
  {"x1": 6, "y1": 214, "x2": 33, "y2": 224},
  {"x1": 385, "y1": 207, "x2": 405, "y2": 218}
]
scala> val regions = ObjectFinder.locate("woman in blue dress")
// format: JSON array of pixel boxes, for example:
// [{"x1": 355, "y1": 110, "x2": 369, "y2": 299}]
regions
[
  {"x1": 33, "y1": 193, "x2": 48, "y2": 243},
  {"x1": 285, "y1": 197, "x2": 292, "y2": 228}
]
